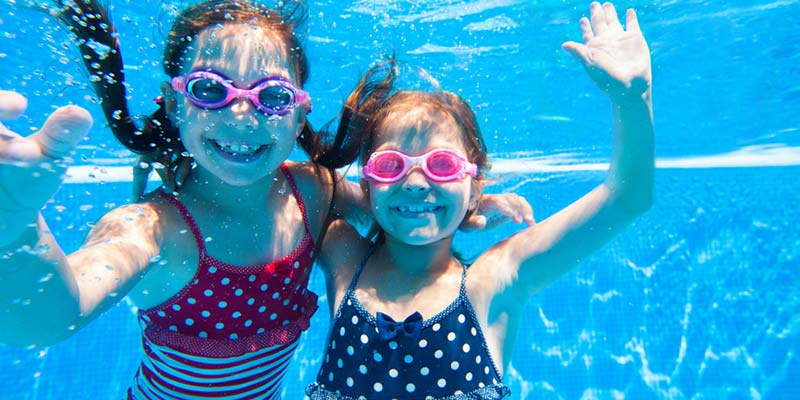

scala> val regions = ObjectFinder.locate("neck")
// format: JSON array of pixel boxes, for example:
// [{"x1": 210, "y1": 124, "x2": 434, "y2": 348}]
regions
[
  {"x1": 380, "y1": 234, "x2": 456, "y2": 277},
  {"x1": 177, "y1": 165, "x2": 282, "y2": 210}
]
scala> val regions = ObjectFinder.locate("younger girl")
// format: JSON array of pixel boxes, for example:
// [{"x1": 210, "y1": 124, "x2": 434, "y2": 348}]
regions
[{"x1": 306, "y1": 2, "x2": 654, "y2": 398}]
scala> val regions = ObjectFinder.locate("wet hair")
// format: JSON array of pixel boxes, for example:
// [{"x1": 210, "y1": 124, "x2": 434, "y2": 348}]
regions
[
  {"x1": 55, "y1": 0, "x2": 323, "y2": 163},
  {"x1": 325, "y1": 59, "x2": 490, "y2": 180}
]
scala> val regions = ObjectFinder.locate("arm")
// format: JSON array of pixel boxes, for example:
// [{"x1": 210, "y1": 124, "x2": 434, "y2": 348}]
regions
[
  {"x1": 0, "y1": 205, "x2": 162, "y2": 348},
  {"x1": 0, "y1": 91, "x2": 161, "y2": 348},
  {"x1": 318, "y1": 219, "x2": 372, "y2": 315},
  {"x1": 480, "y1": 2, "x2": 654, "y2": 300}
]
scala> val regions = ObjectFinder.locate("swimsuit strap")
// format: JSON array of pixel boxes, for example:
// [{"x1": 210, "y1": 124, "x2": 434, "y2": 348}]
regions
[
  {"x1": 459, "y1": 262, "x2": 469, "y2": 298},
  {"x1": 159, "y1": 191, "x2": 208, "y2": 259},
  {"x1": 279, "y1": 163, "x2": 313, "y2": 236},
  {"x1": 158, "y1": 163, "x2": 310, "y2": 261},
  {"x1": 346, "y1": 245, "x2": 378, "y2": 293}
]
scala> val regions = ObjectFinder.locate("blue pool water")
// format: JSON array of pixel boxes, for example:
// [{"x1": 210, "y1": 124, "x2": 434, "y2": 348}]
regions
[{"x1": 1, "y1": 0, "x2": 798, "y2": 399}]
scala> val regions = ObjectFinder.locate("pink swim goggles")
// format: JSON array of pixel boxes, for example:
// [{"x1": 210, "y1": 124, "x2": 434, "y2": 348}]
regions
[
  {"x1": 363, "y1": 149, "x2": 478, "y2": 184},
  {"x1": 170, "y1": 69, "x2": 311, "y2": 116}
]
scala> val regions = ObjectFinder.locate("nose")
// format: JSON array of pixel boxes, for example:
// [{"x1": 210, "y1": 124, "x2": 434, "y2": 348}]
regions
[
  {"x1": 226, "y1": 98, "x2": 259, "y2": 130},
  {"x1": 402, "y1": 167, "x2": 430, "y2": 193},
  {"x1": 229, "y1": 97, "x2": 254, "y2": 115}
]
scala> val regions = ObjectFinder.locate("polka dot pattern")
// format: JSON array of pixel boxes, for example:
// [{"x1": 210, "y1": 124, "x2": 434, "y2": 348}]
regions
[
  {"x1": 139, "y1": 185, "x2": 318, "y2": 358},
  {"x1": 307, "y1": 261, "x2": 509, "y2": 399}
]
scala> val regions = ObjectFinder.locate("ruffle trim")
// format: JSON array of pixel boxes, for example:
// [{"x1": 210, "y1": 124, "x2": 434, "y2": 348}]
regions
[
  {"x1": 305, "y1": 382, "x2": 510, "y2": 400},
  {"x1": 143, "y1": 292, "x2": 318, "y2": 358}
]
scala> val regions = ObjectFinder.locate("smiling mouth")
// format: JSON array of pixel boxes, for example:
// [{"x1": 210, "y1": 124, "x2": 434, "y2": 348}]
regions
[
  {"x1": 209, "y1": 139, "x2": 271, "y2": 162},
  {"x1": 391, "y1": 204, "x2": 442, "y2": 215}
]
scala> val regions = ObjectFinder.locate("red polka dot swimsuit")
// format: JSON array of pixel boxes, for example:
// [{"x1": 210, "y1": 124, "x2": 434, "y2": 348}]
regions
[{"x1": 128, "y1": 164, "x2": 318, "y2": 400}]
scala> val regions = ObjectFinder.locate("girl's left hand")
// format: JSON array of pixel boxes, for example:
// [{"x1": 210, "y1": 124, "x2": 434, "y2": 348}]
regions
[
  {"x1": 131, "y1": 150, "x2": 193, "y2": 201},
  {"x1": 461, "y1": 193, "x2": 535, "y2": 231},
  {"x1": 562, "y1": 2, "x2": 651, "y2": 101}
]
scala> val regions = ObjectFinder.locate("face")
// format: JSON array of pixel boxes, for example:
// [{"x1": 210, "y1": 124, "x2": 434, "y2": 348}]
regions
[
  {"x1": 166, "y1": 23, "x2": 307, "y2": 186},
  {"x1": 367, "y1": 104, "x2": 479, "y2": 246}
]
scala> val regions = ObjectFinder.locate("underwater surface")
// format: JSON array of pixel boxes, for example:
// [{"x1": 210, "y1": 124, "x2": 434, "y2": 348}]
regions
[{"x1": 0, "y1": 0, "x2": 798, "y2": 398}]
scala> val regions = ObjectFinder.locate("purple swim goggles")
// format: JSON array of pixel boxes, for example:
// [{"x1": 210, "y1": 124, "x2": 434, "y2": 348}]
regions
[{"x1": 170, "y1": 69, "x2": 311, "y2": 116}]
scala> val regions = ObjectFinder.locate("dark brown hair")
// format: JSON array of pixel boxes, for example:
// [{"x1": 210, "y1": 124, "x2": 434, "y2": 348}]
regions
[
  {"x1": 325, "y1": 59, "x2": 490, "y2": 177},
  {"x1": 56, "y1": 0, "x2": 322, "y2": 163}
]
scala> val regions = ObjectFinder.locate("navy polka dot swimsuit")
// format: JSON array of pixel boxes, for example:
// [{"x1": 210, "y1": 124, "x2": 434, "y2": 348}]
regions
[{"x1": 307, "y1": 248, "x2": 511, "y2": 399}]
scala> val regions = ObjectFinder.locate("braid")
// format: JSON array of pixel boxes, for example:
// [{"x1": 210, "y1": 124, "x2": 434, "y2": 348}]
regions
[{"x1": 55, "y1": 0, "x2": 172, "y2": 154}]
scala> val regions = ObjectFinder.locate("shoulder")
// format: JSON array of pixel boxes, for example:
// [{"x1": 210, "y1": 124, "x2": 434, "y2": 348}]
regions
[
  {"x1": 320, "y1": 219, "x2": 371, "y2": 282},
  {"x1": 284, "y1": 161, "x2": 335, "y2": 211},
  {"x1": 464, "y1": 245, "x2": 520, "y2": 305}
]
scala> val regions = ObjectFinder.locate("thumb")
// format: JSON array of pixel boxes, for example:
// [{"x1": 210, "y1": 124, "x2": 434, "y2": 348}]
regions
[
  {"x1": 132, "y1": 162, "x2": 152, "y2": 202},
  {"x1": 561, "y1": 41, "x2": 590, "y2": 65},
  {"x1": 461, "y1": 215, "x2": 487, "y2": 232},
  {"x1": 0, "y1": 90, "x2": 27, "y2": 120},
  {"x1": 30, "y1": 105, "x2": 92, "y2": 159}
]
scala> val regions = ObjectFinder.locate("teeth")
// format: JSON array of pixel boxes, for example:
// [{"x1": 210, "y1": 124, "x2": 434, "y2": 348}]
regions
[
  {"x1": 212, "y1": 139, "x2": 264, "y2": 156},
  {"x1": 397, "y1": 205, "x2": 440, "y2": 213}
]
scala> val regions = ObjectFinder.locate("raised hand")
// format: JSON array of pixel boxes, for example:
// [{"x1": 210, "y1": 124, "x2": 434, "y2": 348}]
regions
[
  {"x1": 562, "y1": 2, "x2": 651, "y2": 101},
  {"x1": 0, "y1": 90, "x2": 92, "y2": 245}
]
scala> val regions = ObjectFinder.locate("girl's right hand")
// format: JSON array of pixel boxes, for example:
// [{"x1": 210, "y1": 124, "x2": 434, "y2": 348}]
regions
[
  {"x1": 561, "y1": 2, "x2": 651, "y2": 102},
  {"x1": 0, "y1": 90, "x2": 91, "y2": 244}
]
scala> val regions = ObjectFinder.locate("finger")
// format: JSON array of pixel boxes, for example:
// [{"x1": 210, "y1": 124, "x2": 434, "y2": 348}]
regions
[
  {"x1": 164, "y1": 166, "x2": 177, "y2": 193},
  {"x1": 131, "y1": 159, "x2": 152, "y2": 201},
  {"x1": 0, "y1": 90, "x2": 27, "y2": 120},
  {"x1": 174, "y1": 156, "x2": 193, "y2": 187},
  {"x1": 469, "y1": 215, "x2": 487, "y2": 230},
  {"x1": 579, "y1": 17, "x2": 594, "y2": 43},
  {"x1": 520, "y1": 200, "x2": 535, "y2": 226},
  {"x1": 0, "y1": 134, "x2": 43, "y2": 163},
  {"x1": 30, "y1": 105, "x2": 92, "y2": 159},
  {"x1": 459, "y1": 214, "x2": 483, "y2": 232},
  {"x1": 589, "y1": 2, "x2": 608, "y2": 36},
  {"x1": 625, "y1": 8, "x2": 640, "y2": 32},
  {"x1": 603, "y1": 2, "x2": 623, "y2": 33},
  {"x1": 561, "y1": 41, "x2": 591, "y2": 65}
]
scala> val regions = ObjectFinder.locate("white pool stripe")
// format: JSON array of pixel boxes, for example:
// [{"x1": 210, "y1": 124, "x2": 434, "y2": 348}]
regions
[{"x1": 63, "y1": 145, "x2": 800, "y2": 184}]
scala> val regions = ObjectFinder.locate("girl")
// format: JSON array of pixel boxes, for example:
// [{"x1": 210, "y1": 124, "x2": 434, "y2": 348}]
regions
[
  {"x1": 1, "y1": 1, "x2": 341, "y2": 398},
  {"x1": 306, "y1": 2, "x2": 654, "y2": 398},
  {"x1": 0, "y1": 0, "x2": 528, "y2": 398}
]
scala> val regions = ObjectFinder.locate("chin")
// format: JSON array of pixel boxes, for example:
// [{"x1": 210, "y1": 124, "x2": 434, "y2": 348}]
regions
[
  {"x1": 218, "y1": 173, "x2": 266, "y2": 187},
  {"x1": 391, "y1": 230, "x2": 449, "y2": 246}
]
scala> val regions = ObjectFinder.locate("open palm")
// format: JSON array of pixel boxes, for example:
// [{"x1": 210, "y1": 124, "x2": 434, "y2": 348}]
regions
[
  {"x1": 0, "y1": 90, "x2": 91, "y2": 243},
  {"x1": 562, "y1": 2, "x2": 651, "y2": 101}
]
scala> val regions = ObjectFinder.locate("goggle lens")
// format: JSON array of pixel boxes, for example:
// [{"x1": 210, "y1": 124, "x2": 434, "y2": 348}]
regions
[
  {"x1": 257, "y1": 85, "x2": 295, "y2": 111},
  {"x1": 186, "y1": 78, "x2": 228, "y2": 105},
  {"x1": 371, "y1": 153, "x2": 405, "y2": 179},
  {"x1": 427, "y1": 152, "x2": 460, "y2": 176}
]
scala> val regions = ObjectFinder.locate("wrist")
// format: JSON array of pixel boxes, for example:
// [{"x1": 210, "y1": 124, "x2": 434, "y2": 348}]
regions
[{"x1": 0, "y1": 208, "x2": 42, "y2": 248}]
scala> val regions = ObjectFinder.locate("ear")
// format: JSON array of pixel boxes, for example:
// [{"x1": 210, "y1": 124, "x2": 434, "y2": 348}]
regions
[
  {"x1": 359, "y1": 177, "x2": 370, "y2": 197},
  {"x1": 468, "y1": 179, "x2": 483, "y2": 212}
]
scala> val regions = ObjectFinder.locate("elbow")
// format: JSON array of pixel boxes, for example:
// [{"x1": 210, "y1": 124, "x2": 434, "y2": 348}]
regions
[
  {"x1": 606, "y1": 180, "x2": 654, "y2": 220},
  {"x1": 622, "y1": 185, "x2": 654, "y2": 219},
  {"x1": 0, "y1": 320, "x2": 78, "y2": 349}
]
